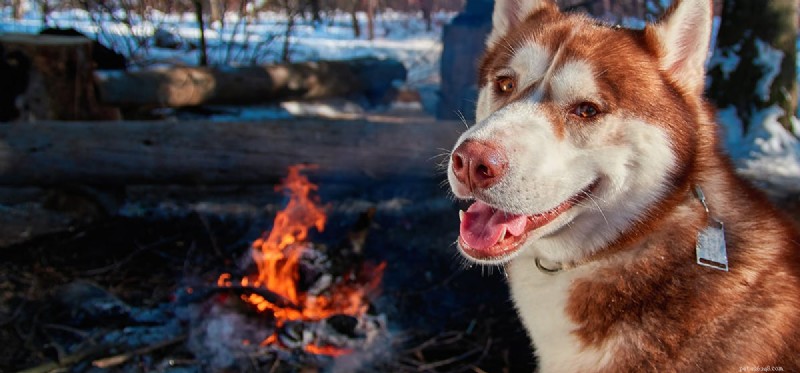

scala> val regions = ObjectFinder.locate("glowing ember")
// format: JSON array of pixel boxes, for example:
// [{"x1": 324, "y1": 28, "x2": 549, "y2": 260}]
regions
[{"x1": 217, "y1": 165, "x2": 385, "y2": 355}]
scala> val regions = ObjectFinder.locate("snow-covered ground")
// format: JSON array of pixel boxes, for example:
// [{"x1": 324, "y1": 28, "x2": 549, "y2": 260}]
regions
[
  {"x1": 1, "y1": 5, "x2": 800, "y2": 195},
  {"x1": 0, "y1": 6, "x2": 451, "y2": 89}
]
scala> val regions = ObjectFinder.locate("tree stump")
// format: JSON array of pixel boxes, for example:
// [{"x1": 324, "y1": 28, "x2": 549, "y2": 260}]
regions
[{"x1": 0, "y1": 34, "x2": 120, "y2": 121}]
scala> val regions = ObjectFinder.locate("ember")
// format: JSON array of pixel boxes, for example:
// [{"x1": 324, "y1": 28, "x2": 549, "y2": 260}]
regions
[{"x1": 217, "y1": 165, "x2": 386, "y2": 356}]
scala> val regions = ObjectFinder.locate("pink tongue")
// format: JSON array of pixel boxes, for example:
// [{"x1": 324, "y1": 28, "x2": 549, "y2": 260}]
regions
[{"x1": 460, "y1": 201, "x2": 528, "y2": 251}]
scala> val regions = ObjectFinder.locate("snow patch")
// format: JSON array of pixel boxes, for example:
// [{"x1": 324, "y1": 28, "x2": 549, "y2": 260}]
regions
[
  {"x1": 708, "y1": 42, "x2": 741, "y2": 80},
  {"x1": 753, "y1": 38, "x2": 784, "y2": 102},
  {"x1": 733, "y1": 106, "x2": 800, "y2": 195}
]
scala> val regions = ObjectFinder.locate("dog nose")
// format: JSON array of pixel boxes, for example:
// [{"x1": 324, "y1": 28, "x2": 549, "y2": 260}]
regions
[{"x1": 451, "y1": 140, "x2": 508, "y2": 191}]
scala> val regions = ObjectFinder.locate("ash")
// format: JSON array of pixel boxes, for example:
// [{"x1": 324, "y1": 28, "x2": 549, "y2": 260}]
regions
[{"x1": 189, "y1": 237, "x2": 390, "y2": 370}]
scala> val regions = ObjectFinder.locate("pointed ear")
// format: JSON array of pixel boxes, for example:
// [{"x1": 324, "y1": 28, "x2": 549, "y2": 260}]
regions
[
  {"x1": 645, "y1": 0, "x2": 713, "y2": 96},
  {"x1": 486, "y1": 0, "x2": 555, "y2": 46}
]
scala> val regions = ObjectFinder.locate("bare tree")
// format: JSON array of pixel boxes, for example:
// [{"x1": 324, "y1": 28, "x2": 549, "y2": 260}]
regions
[
  {"x1": 12, "y1": 0, "x2": 24, "y2": 20},
  {"x1": 193, "y1": 0, "x2": 209, "y2": 66},
  {"x1": 365, "y1": 0, "x2": 376, "y2": 40},
  {"x1": 420, "y1": 0, "x2": 433, "y2": 31}
]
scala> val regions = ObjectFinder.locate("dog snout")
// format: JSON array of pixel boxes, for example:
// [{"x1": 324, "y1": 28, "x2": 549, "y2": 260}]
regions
[{"x1": 451, "y1": 140, "x2": 508, "y2": 191}]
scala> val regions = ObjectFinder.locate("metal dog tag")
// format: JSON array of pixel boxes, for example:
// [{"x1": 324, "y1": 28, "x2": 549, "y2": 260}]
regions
[
  {"x1": 696, "y1": 219, "x2": 728, "y2": 271},
  {"x1": 694, "y1": 186, "x2": 729, "y2": 271}
]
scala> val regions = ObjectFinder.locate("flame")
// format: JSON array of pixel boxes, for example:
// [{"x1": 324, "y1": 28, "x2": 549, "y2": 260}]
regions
[{"x1": 217, "y1": 165, "x2": 384, "y2": 355}]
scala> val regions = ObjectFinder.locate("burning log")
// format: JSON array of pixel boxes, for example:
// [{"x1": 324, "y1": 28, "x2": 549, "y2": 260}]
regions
[
  {"x1": 210, "y1": 166, "x2": 387, "y2": 358},
  {"x1": 94, "y1": 57, "x2": 407, "y2": 107},
  {"x1": 0, "y1": 118, "x2": 463, "y2": 185},
  {"x1": 212, "y1": 277, "x2": 299, "y2": 309}
]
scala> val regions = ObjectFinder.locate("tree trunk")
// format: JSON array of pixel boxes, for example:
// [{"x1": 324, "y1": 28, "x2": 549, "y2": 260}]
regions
[
  {"x1": 350, "y1": 3, "x2": 361, "y2": 38},
  {"x1": 365, "y1": 0, "x2": 376, "y2": 40},
  {"x1": 12, "y1": 0, "x2": 23, "y2": 20},
  {"x1": 309, "y1": 0, "x2": 322, "y2": 24},
  {"x1": 708, "y1": 0, "x2": 798, "y2": 133},
  {"x1": 421, "y1": 0, "x2": 433, "y2": 32},
  {"x1": 93, "y1": 58, "x2": 407, "y2": 107},
  {"x1": 282, "y1": 2, "x2": 296, "y2": 62},
  {"x1": 0, "y1": 118, "x2": 463, "y2": 185},
  {"x1": 0, "y1": 34, "x2": 119, "y2": 121},
  {"x1": 193, "y1": 0, "x2": 209, "y2": 66},
  {"x1": 202, "y1": 0, "x2": 222, "y2": 25}
]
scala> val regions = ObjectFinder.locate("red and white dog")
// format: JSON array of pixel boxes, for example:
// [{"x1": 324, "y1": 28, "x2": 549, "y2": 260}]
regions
[{"x1": 447, "y1": 0, "x2": 800, "y2": 371}]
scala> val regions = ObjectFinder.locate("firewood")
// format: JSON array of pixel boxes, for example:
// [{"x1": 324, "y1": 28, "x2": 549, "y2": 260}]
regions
[{"x1": 94, "y1": 57, "x2": 407, "y2": 107}]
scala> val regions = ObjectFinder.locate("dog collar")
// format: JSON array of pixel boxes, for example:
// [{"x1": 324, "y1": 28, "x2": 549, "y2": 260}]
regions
[
  {"x1": 535, "y1": 257, "x2": 563, "y2": 274},
  {"x1": 534, "y1": 185, "x2": 727, "y2": 275}
]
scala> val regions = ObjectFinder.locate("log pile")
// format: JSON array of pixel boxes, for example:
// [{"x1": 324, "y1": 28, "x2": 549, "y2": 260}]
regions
[{"x1": 94, "y1": 57, "x2": 407, "y2": 108}]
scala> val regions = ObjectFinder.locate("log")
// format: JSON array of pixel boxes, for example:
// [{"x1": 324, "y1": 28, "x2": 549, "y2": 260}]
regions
[
  {"x1": 0, "y1": 34, "x2": 120, "y2": 121},
  {"x1": 0, "y1": 118, "x2": 462, "y2": 185},
  {"x1": 94, "y1": 58, "x2": 407, "y2": 108}
]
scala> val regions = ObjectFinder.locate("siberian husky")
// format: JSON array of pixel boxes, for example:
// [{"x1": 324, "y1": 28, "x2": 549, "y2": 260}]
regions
[{"x1": 446, "y1": 0, "x2": 800, "y2": 371}]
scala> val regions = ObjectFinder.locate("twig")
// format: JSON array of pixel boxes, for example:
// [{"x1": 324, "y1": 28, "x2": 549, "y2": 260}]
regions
[
  {"x1": 196, "y1": 213, "x2": 223, "y2": 258},
  {"x1": 91, "y1": 334, "x2": 187, "y2": 369},
  {"x1": 211, "y1": 285, "x2": 299, "y2": 309},
  {"x1": 16, "y1": 344, "x2": 111, "y2": 373},
  {"x1": 415, "y1": 346, "x2": 484, "y2": 371},
  {"x1": 83, "y1": 235, "x2": 181, "y2": 275}
]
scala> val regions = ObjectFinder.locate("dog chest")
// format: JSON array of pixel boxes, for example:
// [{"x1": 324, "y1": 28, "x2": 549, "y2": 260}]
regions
[{"x1": 508, "y1": 258, "x2": 615, "y2": 373}]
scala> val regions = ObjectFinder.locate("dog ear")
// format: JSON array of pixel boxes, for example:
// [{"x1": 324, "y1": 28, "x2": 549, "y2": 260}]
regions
[
  {"x1": 646, "y1": 0, "x2": 713, "y2": 96},
  {"x1": 486, "y1": 0, "x2": 556, "y2": 46}
]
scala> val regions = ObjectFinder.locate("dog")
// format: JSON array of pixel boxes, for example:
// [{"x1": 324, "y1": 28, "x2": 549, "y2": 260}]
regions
[{"x1": 446, "y1": 0, "x2": 800, "y2": 371}]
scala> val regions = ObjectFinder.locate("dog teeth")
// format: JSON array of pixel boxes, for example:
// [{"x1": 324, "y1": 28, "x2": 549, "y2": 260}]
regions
[
  {"x1": 497, "y1": 227, "x2": 507, "y2": 244},
  {"x1": 459, "y1": 210, "x2": 465, "y2": 222}
]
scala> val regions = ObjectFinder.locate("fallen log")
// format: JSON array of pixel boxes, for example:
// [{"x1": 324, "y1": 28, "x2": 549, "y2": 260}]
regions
[
  {"x1": 94, "y1": 58, "x2": 407, "y2": 107},
  {"x1": 0, "y1": 118, "x2": 462, "y2": 185}
]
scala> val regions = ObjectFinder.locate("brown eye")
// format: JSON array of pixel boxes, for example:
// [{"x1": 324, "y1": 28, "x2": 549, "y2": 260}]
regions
[
  {"x1": 572, "y1": 102, "x2": 601, "y2": 119},
  {"x1": 495, "y1": 76, "x2": 515, "y2": 94}
]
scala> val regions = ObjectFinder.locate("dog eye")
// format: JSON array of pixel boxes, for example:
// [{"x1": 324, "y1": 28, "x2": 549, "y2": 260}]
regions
[
  {"x1": 571, "y1": 102, "x2": 601, "y2": 119},
  {"x1": 495, "y1": 76, "x2": 515, "y2": 94}
]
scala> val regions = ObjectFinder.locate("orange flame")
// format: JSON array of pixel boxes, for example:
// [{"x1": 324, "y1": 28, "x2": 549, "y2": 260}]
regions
[{"x1": 217, "y1": 165, "x2": 385, "y2": 355}]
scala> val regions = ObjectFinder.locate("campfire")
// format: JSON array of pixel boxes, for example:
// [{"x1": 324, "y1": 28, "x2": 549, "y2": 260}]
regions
[
  {"x1": 1, "y1": 163, "x2": 535, "y2": 372},
  {"x1": 215, "y1": 165, "x2": 387, "y2": 357}
]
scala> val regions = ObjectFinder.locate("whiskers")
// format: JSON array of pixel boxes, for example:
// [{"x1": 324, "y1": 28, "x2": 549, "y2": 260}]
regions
[
  {"x1": 455, "y1": 110, "x2": 471, "y2": 130},
  {"x1": 576, "y1": 190, "x2": 610, "y2": 227},
  {"x1": 430, "y1": 147, "x2": 452, "y2": 172},
  {"x1": 451, "y1": 241, "x2": 509, "y2": 279}
]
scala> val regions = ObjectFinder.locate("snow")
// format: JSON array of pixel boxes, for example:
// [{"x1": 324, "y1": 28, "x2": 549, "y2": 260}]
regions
[
  {"x1": 753, "y1": 38, "x2": 784, "y2": 102},
  {"x1": 736, "y1": 107, "x2": 800, "y2": 195},
  {"x1": 0, "y1": 7, "x2": 452, "y2": 88},
  {"x1": 707, "y1": 41, "x2": 741, "y2": 81}
]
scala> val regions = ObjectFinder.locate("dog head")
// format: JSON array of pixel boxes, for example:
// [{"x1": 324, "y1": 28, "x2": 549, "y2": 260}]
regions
[{"x1": 448, "y1": 0, "x2": 714, "y2": 265}]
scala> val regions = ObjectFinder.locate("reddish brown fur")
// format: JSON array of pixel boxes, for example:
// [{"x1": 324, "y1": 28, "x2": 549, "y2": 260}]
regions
[{"x1": 482, "y1": 3, "x2": 800, "y2": 371}]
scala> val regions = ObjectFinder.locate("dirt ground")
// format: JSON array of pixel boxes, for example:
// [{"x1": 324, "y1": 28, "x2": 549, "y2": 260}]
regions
[{"x1": 0, "y1": 181, "x2": 535, "y2": 372}]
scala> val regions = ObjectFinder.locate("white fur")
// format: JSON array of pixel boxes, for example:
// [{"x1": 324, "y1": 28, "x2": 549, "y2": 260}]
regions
[
  {"x1": 509, "y1": 44, "x2": 552, "y2": 94},
  {"x1": 508, "y1": 259, "x2": 617, "y2": 372},
  {"x1": 449, "y1": 1, "x2": 715, "y2": 371},
  {"x1": 549, "y1": 60, "x2": 600, "y2": 105},
  {"x1": 487, "y1": 0, "x2": 550, "y2": 47},
  {"x1": 475, "y1": 84, "x2": 493, "y2": 122},
  {"x1": 450, "y1": 44, "x2": 677, "y2": 265},
  {"x1": 650, "y1": 0, "x2": 712, "y2": 95}
]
